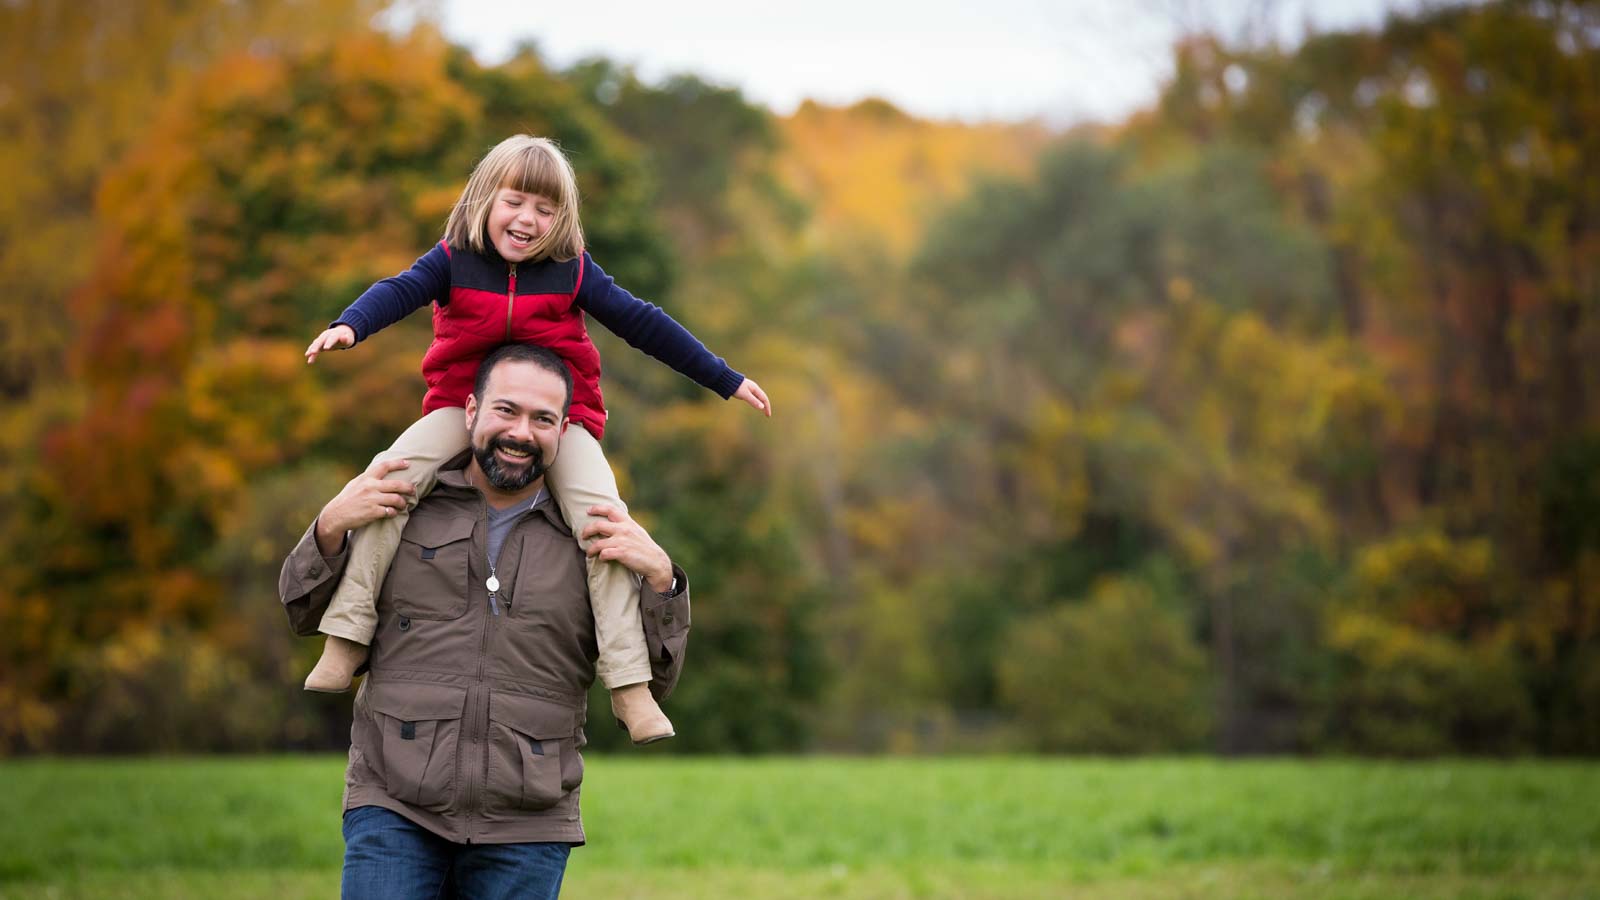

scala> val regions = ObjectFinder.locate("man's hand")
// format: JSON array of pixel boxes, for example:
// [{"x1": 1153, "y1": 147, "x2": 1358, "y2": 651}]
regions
[
  {"x1": 733, "y1": 377, "x2": 772, "y2": 417},
  {"x1": 314, "y1": 459, "x2": 416, "y2": 556},
  {"x1": 580, "y1": 505, "x2": 674, "y2": 593},
  {"x1": 305, "y1": 324, "x2": 357, "y2": 363}
]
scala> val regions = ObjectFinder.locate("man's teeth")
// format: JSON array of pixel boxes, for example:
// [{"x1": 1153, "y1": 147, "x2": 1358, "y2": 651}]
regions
[{"x1": 499, "y1": 447, "x2": 530, "y2": 458}]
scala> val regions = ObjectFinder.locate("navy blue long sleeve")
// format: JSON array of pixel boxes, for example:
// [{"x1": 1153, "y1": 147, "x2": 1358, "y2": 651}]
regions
[
  {"x1": 576, "y1": 255, "x2": 744, "y2": 399},
  {"x1": 333, "y1": 245, "x2": 745, "y2": 399},
  {"x1": 332, "y1": 244, "x2": 450, "y2": 340}
]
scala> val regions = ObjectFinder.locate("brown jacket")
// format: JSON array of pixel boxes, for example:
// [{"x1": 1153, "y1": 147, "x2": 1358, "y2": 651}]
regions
[{"x1": 278, "y1": 457, "x2": 690, "y2": 844}]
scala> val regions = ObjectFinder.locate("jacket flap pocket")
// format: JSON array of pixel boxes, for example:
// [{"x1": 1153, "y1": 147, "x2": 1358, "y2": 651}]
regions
[
  {"x1": 401, "y1": 515, "x2": 475, "y2": 549},
  {"x1": 367, "y1": 681, "x2": 468, "y2": 721},
  {"x1": 489, "y1": 690, "x2": 579, "y2": 738}
]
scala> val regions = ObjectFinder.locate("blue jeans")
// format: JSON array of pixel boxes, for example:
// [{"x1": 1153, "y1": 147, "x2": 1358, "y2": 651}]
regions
[{"x1": 341, "y1": 805, "x2": 571, "y2": 900}]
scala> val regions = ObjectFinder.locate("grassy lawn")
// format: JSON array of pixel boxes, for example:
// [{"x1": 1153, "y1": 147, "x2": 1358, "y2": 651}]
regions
[{"x1": 2, "y1": 755, "x2": 1596, "y2": 898}]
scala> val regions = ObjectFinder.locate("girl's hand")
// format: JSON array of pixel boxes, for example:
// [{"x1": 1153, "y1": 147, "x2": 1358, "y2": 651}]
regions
[
  {"x1": 305, "y1": 324, "x2": 356, "y2": 363},
  {"x1": 734, "y1": 378, "x2": 772, "y2": 417}
]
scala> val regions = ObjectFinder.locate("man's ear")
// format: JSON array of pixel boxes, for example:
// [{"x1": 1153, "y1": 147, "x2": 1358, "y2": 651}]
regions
[{"x1": 464, "y1": 393, "x2": 478, "y2": 431}]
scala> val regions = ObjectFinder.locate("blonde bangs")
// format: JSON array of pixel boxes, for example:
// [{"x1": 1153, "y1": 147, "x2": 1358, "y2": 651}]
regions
[
  {"x1": 503, "y1": 143, "x2": 574, "y2": 208},
  {"x1": 442, "y1": 135, "x2": 585, "y2": 261}
]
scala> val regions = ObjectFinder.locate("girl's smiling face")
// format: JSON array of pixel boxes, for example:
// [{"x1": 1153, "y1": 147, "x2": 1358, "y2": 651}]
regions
[{"x1": 486, "y1": 187, "x2": 556, "y2": 262}]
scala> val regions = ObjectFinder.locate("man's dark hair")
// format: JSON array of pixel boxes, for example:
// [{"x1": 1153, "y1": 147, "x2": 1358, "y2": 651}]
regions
[{"x1": 474, "y1": 343, "x2": 573, "y2": 416}]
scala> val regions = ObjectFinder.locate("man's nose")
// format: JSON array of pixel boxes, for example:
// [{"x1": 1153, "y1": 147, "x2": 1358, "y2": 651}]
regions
[{"x1": 506, "y1": 417, "x2": 535, "y2": 442}]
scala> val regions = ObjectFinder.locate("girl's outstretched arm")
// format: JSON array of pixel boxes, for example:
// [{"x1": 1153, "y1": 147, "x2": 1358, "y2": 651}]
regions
[
  {"x1": 316, "y1": 243, "x2": 451, "y2": 353},
  {"x1": 576, "y1": 252, "x2": 758, "y2": 407}
]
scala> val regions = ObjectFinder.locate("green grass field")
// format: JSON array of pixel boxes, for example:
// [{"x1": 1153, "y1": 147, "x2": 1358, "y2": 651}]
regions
[{"x1": 2, "y1": 756, "x2": 1596, "y2": 898}]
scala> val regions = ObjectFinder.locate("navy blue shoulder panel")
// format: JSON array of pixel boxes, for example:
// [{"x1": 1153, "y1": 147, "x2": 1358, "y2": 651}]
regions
[{"x1": 449, "y1": 248, "x2": 580, "y2": 296}]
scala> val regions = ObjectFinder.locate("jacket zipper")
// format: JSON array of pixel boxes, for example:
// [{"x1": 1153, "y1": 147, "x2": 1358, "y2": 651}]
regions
[
  {"x1": 465, "y1": 498, "x2": 494, "y2": 843},
  {"x1": 506, "y1": 263, "x2": 516, "y2": 340},
  {"x1": 471, "y1": 495, "x2": 496, "y2": 842}
]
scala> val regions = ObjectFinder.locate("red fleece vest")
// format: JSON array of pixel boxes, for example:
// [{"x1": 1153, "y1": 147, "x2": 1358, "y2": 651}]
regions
[{"x1": 419, "y1": 241, "x2": 607, "y2": 440}]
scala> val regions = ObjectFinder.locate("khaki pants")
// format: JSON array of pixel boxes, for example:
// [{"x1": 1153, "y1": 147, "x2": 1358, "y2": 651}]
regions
[{"x1": 318, "y1": 407, "x2": 653, "y2": 689}]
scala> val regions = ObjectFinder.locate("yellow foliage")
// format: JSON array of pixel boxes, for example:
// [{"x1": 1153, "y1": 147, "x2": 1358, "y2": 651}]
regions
[
  {"x1": 776, "y1": 100, "x2": 1053, "y2": 257},
  {"x1": 0, "y1": 681, "x2": 60, "y2": 751},
  {"x1": 1002, "y1": 396, "x2": 1088, "y2": 542}
]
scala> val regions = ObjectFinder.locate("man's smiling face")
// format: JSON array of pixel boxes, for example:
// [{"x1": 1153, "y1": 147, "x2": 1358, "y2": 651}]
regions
[{"x1": 464, "y1": 359, "x2": 568, "y2": 498}]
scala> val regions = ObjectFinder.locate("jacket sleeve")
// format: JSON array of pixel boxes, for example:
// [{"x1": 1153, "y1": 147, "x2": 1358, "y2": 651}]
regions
[
  {"x1": 576, "y1": 253, "x2": 746, "y2": 399},
  {"x1": 277, "y1": 519, "x2": 352, "y2": 637},
  {"x1": 641, "y1": 563, "x2": 692, "y2": 700},
  {"x1": 333, "y1": 242, "x2": 451, "y2": 341}
]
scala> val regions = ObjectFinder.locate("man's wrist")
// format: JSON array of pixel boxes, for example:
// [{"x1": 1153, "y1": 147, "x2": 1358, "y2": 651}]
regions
[
  {"x1": 313, "y1": 514, "x2": 348, "y2": 558},
  {"x1": 645, "y1": 562, "x2": 675, "y2": 595}
]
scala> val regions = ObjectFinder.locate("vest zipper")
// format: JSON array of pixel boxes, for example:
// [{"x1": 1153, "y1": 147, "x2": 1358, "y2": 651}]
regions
[{"x1": 506, "y1": 263, "x2": 516, "y2": 340}]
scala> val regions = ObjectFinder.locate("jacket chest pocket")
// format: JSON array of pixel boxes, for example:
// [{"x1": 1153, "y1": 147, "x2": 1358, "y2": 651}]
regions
[
  {"x1": 392, "y1": 515, "x2": 476, "y2": 620},
  {"x1": 484, "y1": 690, "x2": 583, "y2": 812},
  {"x1": 363, "y1": 681, "x2": 468, "y2": 813},
  {"x1": 507, "y1": 533, "x2": 589, "y2": 627}
]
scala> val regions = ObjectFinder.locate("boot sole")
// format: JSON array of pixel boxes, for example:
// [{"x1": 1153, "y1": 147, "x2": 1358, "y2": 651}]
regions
[{"x1": 618, "y1": 719, "x2": 675, "y2": 745}]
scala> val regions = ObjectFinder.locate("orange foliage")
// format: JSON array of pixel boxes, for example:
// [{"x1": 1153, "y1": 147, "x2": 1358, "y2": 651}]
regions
[{"x1": 776, "y1": 99, "x2": 1054, "y2": 256}]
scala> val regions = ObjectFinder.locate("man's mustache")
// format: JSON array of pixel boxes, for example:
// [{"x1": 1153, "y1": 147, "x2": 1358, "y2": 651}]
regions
[{"x1": 490, "y1": 436, "x2": 540, "y2": 461}]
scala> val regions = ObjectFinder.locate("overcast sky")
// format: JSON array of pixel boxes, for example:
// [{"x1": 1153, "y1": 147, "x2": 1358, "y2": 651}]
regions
[{"x1": 421, "y1": 0, "x2": 1416, "y2": 124}]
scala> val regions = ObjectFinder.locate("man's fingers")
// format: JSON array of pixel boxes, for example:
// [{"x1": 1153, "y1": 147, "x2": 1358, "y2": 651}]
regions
[
  {"x1": 372, "y1": 479, "x2": 417, "y2": 496},
  {"x1": 579, "y1": 519, "x2": 615, "y2": 543},
  {"x1": 368, "y1": 458, "x2": 412, "y2": 478},
  {"x1": 585, "y1": 504, "x2": 625, "y2": 521},
  {"x1": 586, "y1": 540, "x2": 627, "y2": 562}
]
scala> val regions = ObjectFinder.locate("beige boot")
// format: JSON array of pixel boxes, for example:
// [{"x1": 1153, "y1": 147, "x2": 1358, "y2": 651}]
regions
[
  {"x1": 304, "y1": 635, "x2": 369, "y2": 693},
  {"x1": 610, "y1": 682, "x2": 674, "y2": 745}
]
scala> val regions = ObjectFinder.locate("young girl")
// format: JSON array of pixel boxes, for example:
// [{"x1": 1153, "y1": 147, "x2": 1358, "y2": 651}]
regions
[{"x1": 302, "y1": 135, "x2": 770, "y2": 744}]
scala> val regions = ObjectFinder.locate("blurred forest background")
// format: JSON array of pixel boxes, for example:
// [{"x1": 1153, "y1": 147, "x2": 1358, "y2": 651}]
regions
[{"x1": 1, "y1": 0, "x2": 1597, "y2": 758}]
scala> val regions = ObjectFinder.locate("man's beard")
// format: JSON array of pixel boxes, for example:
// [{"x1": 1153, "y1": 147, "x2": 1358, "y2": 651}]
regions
[{"x1": 473, "y1": 434, "x2": 548, "y2": 492}]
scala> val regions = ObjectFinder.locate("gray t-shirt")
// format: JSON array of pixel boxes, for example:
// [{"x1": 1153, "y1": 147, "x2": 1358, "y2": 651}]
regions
[{"x1": 486, "y1": 487, "x2": 548, "y2": 572}]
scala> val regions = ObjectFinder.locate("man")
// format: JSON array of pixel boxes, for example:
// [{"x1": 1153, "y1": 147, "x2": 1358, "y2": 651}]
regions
[{"x1": 278, "y1": 343, "x2": 690, "y2": 899}]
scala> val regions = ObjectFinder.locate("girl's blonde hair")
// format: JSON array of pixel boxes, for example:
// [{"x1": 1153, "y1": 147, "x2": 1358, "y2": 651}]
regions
[{"x1": 443, "y1": 135, "x2": 584, "y2": 261}]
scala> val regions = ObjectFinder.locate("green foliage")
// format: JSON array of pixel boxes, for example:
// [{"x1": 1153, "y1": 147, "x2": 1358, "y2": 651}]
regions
[
  {"x1": 1317, "y1": 530, "x2": 1537, "y2": 754},
  {"x1": 1322, "y1": 613, "x2": 1535, "y2": 755},
  {"x1": 997, "y1": 579, "x2": 1212, "y2": 752}
]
